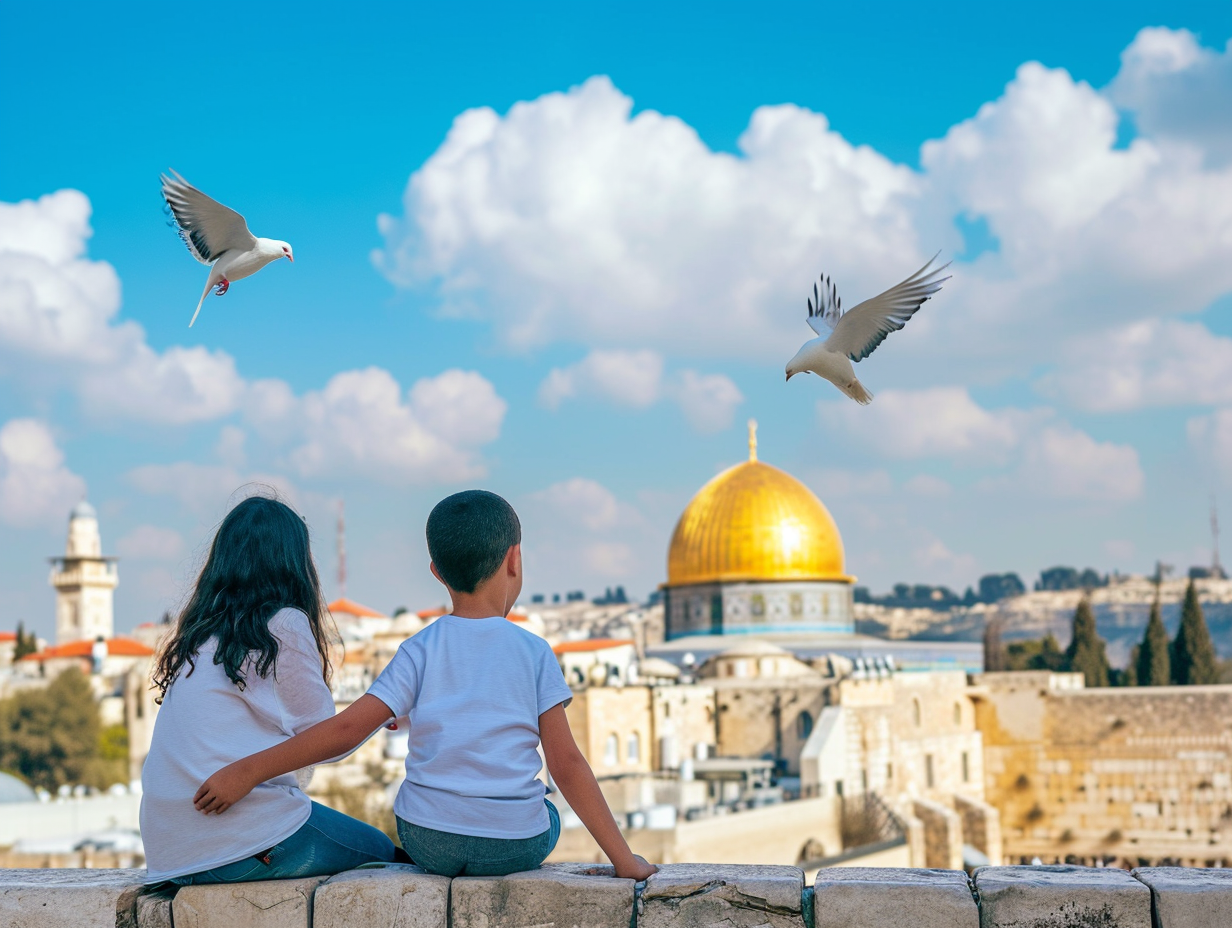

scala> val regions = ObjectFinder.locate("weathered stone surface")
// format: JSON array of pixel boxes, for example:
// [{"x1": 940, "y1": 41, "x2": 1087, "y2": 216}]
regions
[
  {"x1": 315, "y1": 864, "x2": 450, "y2": 928},
  {"x1": 1132, "y1": 866, "x2": 1232, "y2": 928},
  {"x1": 641, "y1": 863, "x2": 804, "y2": 928},
  {"x1": 812, "y1": 867, "x2": 977, "y2": 928},
  {"x1": 132, "y1": 885, "x2": 177, "y2": 928},
  {"x1": 0, "y1": 867, "x2": 147, "y2": 928},
  {"x1": 453, "y1": 862, "x2": 634, "y2": 928},
  {"x1": 974, "y1": 865, "x2": 1151, "y2": 928},
  {"x1": 173, "y1": 875, "x2": 329, "y2": 928}
]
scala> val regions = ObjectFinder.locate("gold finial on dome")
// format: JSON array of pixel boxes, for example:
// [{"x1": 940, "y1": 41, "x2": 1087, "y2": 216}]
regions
[{"x1": 748, "y1": 418, "x2": 758, "y2": 463}]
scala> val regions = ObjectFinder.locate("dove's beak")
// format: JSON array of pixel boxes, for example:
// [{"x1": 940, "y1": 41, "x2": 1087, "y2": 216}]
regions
[
  {"x1": 786, "y1": 371, "x2": 795, "y2": 382},
  {"x1": 286, "y1": 254, "x2": 294, "y2": 263}
]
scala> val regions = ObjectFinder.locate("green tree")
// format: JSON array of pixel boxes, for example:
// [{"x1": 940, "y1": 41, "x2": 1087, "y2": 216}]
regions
[
  {"x1": 1135, "y1": 598, "x2": 1172, "y2": 686},
  {"x1": 1065, "y1": 597, "x2": 1110, "y2": 687},
  {"x1": 1005, "y1": 633, "x2": 1067, "y2": 671},
  {"x1": 1172, "y1": 580, "x2": 1219, "y2": 685},
  {"x1": 0, "y1": 667, "x2": 103, "y2": 791},
  {"x1": 13, "y1": 622, "x2": 37, "y2": 660}
]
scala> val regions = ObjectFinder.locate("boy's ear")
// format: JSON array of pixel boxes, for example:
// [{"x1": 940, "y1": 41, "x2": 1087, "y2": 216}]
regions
[
  {"x1": 507, "y1": 544, "x2": 521, "y2": 576},
  {"x1": 429, "y1": 561, "x2": 445, "y2": 586}
]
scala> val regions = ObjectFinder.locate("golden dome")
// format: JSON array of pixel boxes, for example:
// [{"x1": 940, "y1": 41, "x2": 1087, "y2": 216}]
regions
[{"x1": 667, "y1": 421, "x2": 853, "y2": 587}]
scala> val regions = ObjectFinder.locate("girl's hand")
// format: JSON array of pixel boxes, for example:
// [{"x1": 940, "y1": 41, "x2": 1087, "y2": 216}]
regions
[
  {"x1": 615, "y1": 855, "x2": 658, "y2": 881},
  {"x1": 193, "y1": 761, "x2": 257, "y2": 814}
]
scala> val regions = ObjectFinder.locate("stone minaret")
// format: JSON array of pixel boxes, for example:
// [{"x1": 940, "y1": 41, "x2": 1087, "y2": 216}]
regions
[{"x1": 49, "y1": 501, "x2": 118, "y2": 645}]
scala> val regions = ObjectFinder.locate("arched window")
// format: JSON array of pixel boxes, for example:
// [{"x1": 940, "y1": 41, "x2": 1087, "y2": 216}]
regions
[
  {"x1": 912, "y1": 698, "x2": 922, "y2": 727},
  {"x1": 627, "y1": 732, "x2": 641, "y2": 763},
  {"x1": 797, "y1": 710, "x2": 814, "y2": 740},
  {"x1": 604, "y1": 733, "x2": 619, "y2": 767}
]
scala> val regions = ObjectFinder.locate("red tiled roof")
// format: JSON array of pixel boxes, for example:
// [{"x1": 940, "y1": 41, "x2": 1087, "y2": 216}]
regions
[
  {"x1": 328, "y1": 598, "x2": 386, "y2": 619},
  {"x1": 552, "y1": 638, "x2": 635, "y2": 655},
  {"x1": 0, "y1": 632, "x2": 16, "y2": 642},
  {"x1": 19, "y1": 637, "x2": 155, "y2": 661},
  {"x1": 417, "y1": 607, "x2": 448, "y2": 620}
]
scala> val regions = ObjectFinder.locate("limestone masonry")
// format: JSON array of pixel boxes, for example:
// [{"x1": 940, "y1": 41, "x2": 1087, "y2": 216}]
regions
[{"x1": 2, "y1": 862, "x2": 1230, "y2": 928}]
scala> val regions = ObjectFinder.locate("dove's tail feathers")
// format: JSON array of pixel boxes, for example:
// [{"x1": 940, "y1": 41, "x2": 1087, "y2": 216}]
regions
[
  {"x1": 189, "y1": 278, "x2": 212, "y2": 327},
  {"x1": 842, "y1": 378, "x2": 874, "y2": 405}
]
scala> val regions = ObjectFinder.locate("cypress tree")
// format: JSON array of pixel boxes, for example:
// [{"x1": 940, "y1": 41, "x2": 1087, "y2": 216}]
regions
[
  {"x1": 1172, "y1": 580, "x2": 1218, "y2": 685},
  {"x1": 1122, "y1": 645, "x2": 1139, "y2": 687},
  {"x1": 1065, "y1": 597, "x2": 1110, "y2": 687},
  {"x1": 1135, "y1": 598, "x2": 1171, "y2": 686},
  {"x1": 13, "y1": 621, "x2": 36, "y2": 660},
  {"x1": 983, "y1": 616, "x2": 1006, "y2": 671}
]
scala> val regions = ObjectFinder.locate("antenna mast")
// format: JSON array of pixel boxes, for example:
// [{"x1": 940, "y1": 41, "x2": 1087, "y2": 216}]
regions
[{"x1": 337, "y1": 500, "x2": 347, "y2": 598}]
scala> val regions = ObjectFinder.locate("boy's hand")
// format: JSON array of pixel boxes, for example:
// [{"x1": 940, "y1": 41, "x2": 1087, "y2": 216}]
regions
[
  {"x1": 193, "y1": 761, "x2": 257, "y2": 814},
  {"x1": 615, "y1": 854, "x2": 658, "y2": 881}
]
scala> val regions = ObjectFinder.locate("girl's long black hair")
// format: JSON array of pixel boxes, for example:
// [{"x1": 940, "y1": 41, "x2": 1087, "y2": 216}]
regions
[{"x1": 153, "y1": 495, "x2": 334, "y2": 701}]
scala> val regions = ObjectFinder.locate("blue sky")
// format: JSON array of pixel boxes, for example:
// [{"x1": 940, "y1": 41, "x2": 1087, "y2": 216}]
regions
[{"x1": 2, "y1": 2, "x2": 1231, "y2": 638}]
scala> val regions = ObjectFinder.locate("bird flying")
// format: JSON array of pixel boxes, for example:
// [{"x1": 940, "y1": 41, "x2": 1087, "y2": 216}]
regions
[
  {"x1": 160, "y1": 171, "x2": 294, "y2": 327},
  {"x1": 785, "y1": 255, "x2": 951, "y2": 404}
]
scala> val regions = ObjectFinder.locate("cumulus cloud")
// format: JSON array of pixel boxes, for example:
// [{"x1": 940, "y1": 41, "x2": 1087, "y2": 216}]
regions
[
  {"x1": 1038, "y1": 319, "x2": 1232, "y2": 412},
  {"x1": 1012, "y1": 424, "x2": 1144, "y2": 502},
  {"x1": 116, "y1": 525, "x2": 185, "y2": 561},
  {"x1": 539, "y1": 349, "x2": 742, "y2": 432},
  {"x1": 0, "y1": 190, "x2": 246, "y2": 423},
  {"x1": 0, "y1": 419, "x2": 86, "y2": 527},
  {"x1": 127, "y1": 462, "x2": 299, "y2": 516},
  {"x1": 286, "y1": 367, "x2": 506, "y2": 484},
  {"x1": 1109, "y1": 28, "x2": 1232, "y2": 167}
]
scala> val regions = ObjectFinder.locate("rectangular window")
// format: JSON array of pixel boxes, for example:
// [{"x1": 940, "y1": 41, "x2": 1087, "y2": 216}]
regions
[
  {"x1": 962, "y1": 752, "x2": 970, "y2": 783},
  {"x1": 886, "y1": 762, "x2": 893, "y2": 781},
  {"x1": 925, "y1": 754, "x2": 935, "y2": 789},
  {"x1": 710, "y1": 594, "x2": 723, "y2": 633}
]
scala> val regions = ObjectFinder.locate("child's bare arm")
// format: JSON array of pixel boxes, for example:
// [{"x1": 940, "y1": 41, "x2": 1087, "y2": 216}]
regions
[
  {"x1": 194, "y1": 694, "x2": 394, "y2": 814},
  {"x1": 539, "y1": 704, "x2": 657, "y2": 881}
]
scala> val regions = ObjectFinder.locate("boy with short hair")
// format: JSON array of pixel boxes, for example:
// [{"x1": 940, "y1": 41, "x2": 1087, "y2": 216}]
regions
[{"x1": 195, "y1": 490, "x2": 657, "y2": 880}]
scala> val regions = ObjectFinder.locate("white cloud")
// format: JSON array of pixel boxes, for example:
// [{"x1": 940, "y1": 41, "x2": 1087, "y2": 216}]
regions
[
  {"x1": 668, "y1": 370, "x2": 744, "y2": 433},
  {"x1": 1109, "y1": 28, "x2": 1232, "y2": 167},
  {"x1": 1039, "y1": 319, "x2": 1232, "y2": 412},
  {"x1": 0, "y1": 419, "x2": 86, "y2": 527},
  {"x1": 116, "y1": 525, "x2": 185, "y2": 561},
  {"x1": 0, "y1": 190, "x2": 247, "y2": 424},
  {"x1": 539, "y1": 349, "x2": 664, "y2": 410},
  {"x1": 1012, "y1": 424, "x2": 1144, "y2": 502},
  {"x1": 912, "y1": 536, "x2": 978, "y2": 587},
  {"x1": 288, "y1": 367, "x2": 506, "y2": 484},
  {"x1": 819, "y1": 387, "x2": 1029, "y2": 462},
  {"x1": 529, "y1": 477, "x2": 624, "y2": 531},
  {"x1": 538, "y1": 349, "x2": 742, "y2": 432},
  {"x1": 127, "y1": 462, "x2": 298, "y2": 516},
  {"x1": 903, "y1": 474, "x2": 952, "y2": 498}
]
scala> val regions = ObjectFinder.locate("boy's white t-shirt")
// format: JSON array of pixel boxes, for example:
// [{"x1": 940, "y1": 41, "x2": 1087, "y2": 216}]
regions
[
  {"x1": 367, "y1": 614, "x2": 573, "y2": 839},
  {"x1": 140, "y1": 608, "x2": 334, "y2": 882}
]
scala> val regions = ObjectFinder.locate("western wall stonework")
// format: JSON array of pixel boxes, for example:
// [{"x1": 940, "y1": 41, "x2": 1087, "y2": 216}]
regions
[{"x1": 4, "y1": 862, "x2": 1232, "y2": 928}]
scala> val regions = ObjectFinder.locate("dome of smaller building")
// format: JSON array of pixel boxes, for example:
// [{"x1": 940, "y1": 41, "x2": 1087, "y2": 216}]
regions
[
  {"x1": 70, "y1": 500, "x2": 97, "y2": 521},
  {"x1": 0, "y1": 771, "x2": 37, "y2": 804}
]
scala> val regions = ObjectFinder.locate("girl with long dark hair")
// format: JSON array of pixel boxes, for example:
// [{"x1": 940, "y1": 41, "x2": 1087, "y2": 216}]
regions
[{"x1": 140, "y1": 495, "x2": 395, "y2": 885}]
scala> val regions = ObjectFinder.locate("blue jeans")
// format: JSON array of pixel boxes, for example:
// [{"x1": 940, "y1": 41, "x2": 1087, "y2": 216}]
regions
[
  {"x1": 397, "y1": 800, "x2": 560, "y2": 877},
  {"x1": 171, "y1": 801, "x2": 396, "y2": 885}
]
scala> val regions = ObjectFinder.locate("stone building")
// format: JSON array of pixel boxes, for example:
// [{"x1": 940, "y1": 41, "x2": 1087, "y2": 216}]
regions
[
  {"x1": 973, "y1": 671, "x2": 1232, "y2": 866},
  {"x1": 49, "y1": 501, "x2": 118, "y2": 646},
  {"x1": 662, "y1": 422, "x2": 854, "y2": 640}
]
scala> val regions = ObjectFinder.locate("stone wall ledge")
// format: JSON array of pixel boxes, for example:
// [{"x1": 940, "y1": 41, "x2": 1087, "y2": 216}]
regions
[{"x1": 3, "y1": 863, "x2": 1231, "y2": 928}]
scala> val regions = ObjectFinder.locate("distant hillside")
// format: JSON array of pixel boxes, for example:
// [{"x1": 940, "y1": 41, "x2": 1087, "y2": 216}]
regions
[{"x1": 856, "y1": 577, "x2": 1232, "y2": 668}]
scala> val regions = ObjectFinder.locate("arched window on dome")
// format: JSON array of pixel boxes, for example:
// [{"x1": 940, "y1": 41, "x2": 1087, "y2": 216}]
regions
[
  {"x1": 912, "y1": 698, "x2": 922, "y2": 727},
  {"x1": 604, "y1": 733, "x2": 619, "y2": 767},
  {"x1": 797, "y1": 710, "x2": 814, "y2": 741}
]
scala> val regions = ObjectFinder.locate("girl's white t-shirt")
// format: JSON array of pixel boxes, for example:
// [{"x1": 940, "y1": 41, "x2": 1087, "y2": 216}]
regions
[
  {"x1": 367, "y1": 614, "x2": 573, "y2": 840},
  {"x1": 140, "y1": 608, "x2": 334, "y2": 882}
]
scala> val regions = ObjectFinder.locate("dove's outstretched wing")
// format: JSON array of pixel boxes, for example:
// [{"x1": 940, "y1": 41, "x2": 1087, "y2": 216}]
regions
[
  {"x1": 161, "y1": 170, "x2": 256, "y2": 265},
  {"x1": 806, "y1": 274, "x2": 843, "y2": 336},
  {"x1": 826, "y1": 255, "x2": 951, "y2": 362}
]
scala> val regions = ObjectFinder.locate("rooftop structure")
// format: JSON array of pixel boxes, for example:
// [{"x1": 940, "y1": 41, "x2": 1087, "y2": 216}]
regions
[{"x1": 48, "y1": 501, "x2": 118, "y2": 646}]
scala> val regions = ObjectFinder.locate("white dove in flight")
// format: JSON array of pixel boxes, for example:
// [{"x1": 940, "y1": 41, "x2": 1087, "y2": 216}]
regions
[
  {"x1": 785, "y1": 254, "x2": 951, "y2": 404},
  {"x1": 160, "y1": 171, "x2": 294, "y2": 327}
]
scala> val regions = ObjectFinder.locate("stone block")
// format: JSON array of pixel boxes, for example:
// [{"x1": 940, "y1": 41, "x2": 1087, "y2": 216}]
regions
[
  {"x1": 974, "y1": 865, "x2": 1151, "y2": 928},
  {"x1": 173, "y1": 875, "x2": 329, "y2": 928},
  {"x1": 641, "y1": 863, "x2": 804, "y2": 928},
  {"x1": 0, "y1": 867, "x2": 147, "y2": 928},
  {"x1": 452, "y1": 862, "x2": 634, "y2": 928},
  {"x1": 812, "y1": 867, "x2": 977, "y2": 928},
  {"x1": 132, "y1": 885, "x2": 177, "y2": 928},
  {"x1": 315, "y1": 864, "x2": 450, "y2": 928},
  {"x1": 1133, "y1": 866, "x2": 1232, "y2": 928}
]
